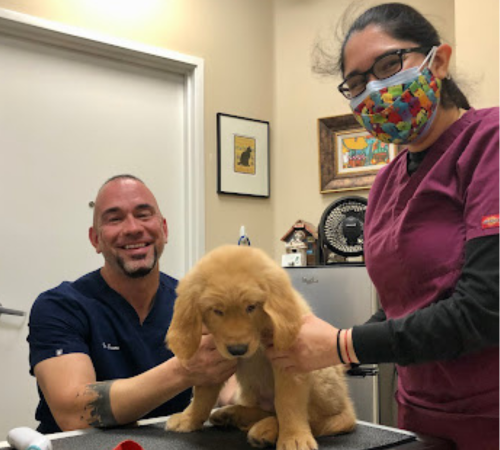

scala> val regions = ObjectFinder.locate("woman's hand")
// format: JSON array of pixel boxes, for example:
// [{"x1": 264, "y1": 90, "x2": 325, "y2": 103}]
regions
[{"x1": 264, "y1": 314, "x2": 350, "y2": 373}]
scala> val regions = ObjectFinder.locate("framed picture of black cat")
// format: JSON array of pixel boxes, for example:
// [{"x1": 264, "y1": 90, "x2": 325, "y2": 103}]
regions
[{"x1": 217, "y1": 113, "x2": 270, "y2": 198}]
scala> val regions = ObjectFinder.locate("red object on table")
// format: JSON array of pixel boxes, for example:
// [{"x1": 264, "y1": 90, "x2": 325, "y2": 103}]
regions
[{"x1": 112, "y1": 440, "x2": 145, "y2": 450}]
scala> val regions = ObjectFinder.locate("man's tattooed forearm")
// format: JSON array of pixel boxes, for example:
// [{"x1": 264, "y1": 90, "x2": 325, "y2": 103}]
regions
[{"x1": 80, "y1": 381, "x2": 118, "y2": 428}]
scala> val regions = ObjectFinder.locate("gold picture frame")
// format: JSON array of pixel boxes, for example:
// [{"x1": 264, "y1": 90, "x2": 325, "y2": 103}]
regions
[{"x1": 318, "y1": 114, "x2": 397, "y2": 193}]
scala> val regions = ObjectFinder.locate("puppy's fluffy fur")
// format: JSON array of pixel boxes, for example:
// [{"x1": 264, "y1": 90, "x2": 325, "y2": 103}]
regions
[{"x1": 166, "y1": 245, "x2": 356, "y2": 450}]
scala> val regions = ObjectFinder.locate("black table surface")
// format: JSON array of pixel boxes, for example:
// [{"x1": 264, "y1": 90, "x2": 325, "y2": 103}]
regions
[{"x1": 1, "y1": 418, "x2": 454, "y2": 450}]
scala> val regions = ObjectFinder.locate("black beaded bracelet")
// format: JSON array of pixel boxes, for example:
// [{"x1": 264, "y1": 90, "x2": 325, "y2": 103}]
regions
[{"x1": 336, "y1": 328, "x2": 345, "y2": 364}]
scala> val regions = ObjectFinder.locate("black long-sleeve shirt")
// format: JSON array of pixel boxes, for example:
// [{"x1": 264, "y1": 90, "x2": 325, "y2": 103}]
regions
[{"x1": 353, "y1": 234, "x2": 499, "y2": 366}]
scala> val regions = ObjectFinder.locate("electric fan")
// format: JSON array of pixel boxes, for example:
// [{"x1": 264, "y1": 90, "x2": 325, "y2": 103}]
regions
[{"x1": 317, "y1": 196, "x2": 368, "y2": 264}]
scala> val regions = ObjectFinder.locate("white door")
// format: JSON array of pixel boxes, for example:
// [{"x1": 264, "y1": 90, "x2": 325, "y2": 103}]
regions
[{"x1": 0, "y1": 11, "x2": 204, "y2": 437}]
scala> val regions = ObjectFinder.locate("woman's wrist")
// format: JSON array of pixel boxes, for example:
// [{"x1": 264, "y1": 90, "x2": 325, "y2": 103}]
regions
[
  {"x1": 345, "y1": 329, "x2": 360, "y2": 364},
  {"x1": 337, "y1": 328, "x2": 360, "y2": 365},
  {"x1": 336, "y1": 328, "x2": 346, "y2": 364}
]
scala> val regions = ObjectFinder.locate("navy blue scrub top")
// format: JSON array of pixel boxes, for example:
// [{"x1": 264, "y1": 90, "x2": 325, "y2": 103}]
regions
[{"x1": 28, "y1": 270, "x2": 192, "y2": 434}]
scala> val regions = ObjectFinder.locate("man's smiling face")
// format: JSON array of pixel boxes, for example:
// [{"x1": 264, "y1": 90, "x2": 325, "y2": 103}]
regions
[{"x1": 89, "y1": 178, "x2": 168, "y2": 279}]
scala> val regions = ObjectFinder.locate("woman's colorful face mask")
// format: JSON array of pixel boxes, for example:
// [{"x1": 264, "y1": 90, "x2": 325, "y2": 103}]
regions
[{"x1": 349, "y1": 47, "x2": 441, "y2": 145}]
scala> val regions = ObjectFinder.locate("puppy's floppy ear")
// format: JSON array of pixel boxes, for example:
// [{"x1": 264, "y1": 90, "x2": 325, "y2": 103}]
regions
[
  {"x1": 166, "y1": 272, "x2": 204, "y2": 361},
  {"x1": 262, "y1": 269, "x2": 304, "y2": 351}
]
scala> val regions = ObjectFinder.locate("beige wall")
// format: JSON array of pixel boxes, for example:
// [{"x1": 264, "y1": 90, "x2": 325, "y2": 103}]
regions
[
  {"x1": 0, "y1": 0, "x2": 497, "y2": 262},
  {"x1": 0, "y1": 0, "x2": 275, "y2": 253},
  {"x1": 455, "y1": 0, "x2": 499, "y2": 109}
]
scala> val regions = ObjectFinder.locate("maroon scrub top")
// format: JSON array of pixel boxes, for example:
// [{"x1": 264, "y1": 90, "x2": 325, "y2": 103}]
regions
[{"x1": 364, "y1": 108, "x2": 499, "y2": 449}]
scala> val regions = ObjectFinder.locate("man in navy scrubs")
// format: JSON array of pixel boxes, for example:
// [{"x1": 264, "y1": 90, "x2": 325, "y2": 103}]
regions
[{"x1": 28, "y1": 175, "x2": 236, "y2": 433}]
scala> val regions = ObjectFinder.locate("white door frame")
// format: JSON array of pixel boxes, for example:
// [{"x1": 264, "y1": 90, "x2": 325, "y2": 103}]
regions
[{"x1": 0, "y1": 7, "x2": 205, "y2": 271}]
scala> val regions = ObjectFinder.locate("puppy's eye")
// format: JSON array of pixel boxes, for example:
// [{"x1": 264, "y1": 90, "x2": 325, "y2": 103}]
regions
[
  {"x1": 246, "y1": 304, "x2": 256, "y2": 313},
  {"x1": 213, "y1": 309, "x2": 224, "y2": 316}
]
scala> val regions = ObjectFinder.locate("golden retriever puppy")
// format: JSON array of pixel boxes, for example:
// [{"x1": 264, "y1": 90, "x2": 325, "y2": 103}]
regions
[{"x1": 166, "y1": 245, "x2": 356, "y2": 450}]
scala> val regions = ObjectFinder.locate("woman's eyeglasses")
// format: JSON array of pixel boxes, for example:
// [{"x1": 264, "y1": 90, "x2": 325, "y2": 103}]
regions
[{"x1": 338, "y1": 47, "x2": 431, "y2": 100}]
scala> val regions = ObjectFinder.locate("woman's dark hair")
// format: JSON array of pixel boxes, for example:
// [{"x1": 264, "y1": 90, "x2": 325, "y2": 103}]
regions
[{"x1": 316, "y1": 2, "x2": 470, "y2": 109}]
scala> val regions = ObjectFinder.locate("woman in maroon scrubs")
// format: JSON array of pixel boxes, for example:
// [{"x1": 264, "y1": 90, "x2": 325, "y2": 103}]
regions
[{"x1": 266, "y1": 4, "x2": 499, "y2": 449}]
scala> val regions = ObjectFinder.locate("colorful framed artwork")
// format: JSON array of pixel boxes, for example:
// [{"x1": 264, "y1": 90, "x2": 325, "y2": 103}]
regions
[
  {"x1": 217, "y1": 113, "x2": 270, "y2": 197},
  {"x1": 318, "y1": 114, "x2": 398, "y2": 193}
]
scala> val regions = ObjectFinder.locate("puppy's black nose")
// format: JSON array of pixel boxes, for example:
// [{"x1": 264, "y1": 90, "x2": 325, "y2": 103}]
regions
[{"x1": 227, "y1": 344, "x2": 248, "y2": 356}]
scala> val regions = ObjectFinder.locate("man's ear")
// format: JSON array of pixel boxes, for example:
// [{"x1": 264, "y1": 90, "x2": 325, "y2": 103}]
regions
[
  {"x1": 162, "y1": 218, "x2": 169, "y2": 244},
  {"x1": 89, "y1": 227, "x2": 102, "y2": 254},
  {"x1": 431, "y1": 44, "x2": 452, "y2": 80}
]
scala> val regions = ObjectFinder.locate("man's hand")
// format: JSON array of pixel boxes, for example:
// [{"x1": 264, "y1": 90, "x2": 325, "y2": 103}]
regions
[
  {"x1": 264, "y1": 314, "x2": 342, "y2": 373},
  {"x1": 179, "y1": 334, "x2": 237, "y2": 386}
]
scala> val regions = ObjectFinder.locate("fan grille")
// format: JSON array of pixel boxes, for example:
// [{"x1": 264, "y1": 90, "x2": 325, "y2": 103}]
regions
[{"x1": 320, "y1": 197, "x2": 367, "y2": 258}]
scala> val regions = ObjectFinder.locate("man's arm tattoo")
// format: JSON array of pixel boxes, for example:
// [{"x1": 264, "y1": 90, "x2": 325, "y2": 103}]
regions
[{"x1": 80, "y1": 381, "x2": 119, "y2": 428}]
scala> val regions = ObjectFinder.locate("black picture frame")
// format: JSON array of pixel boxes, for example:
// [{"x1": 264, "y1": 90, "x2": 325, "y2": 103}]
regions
[{"x1": 217, "y1": 113, "x2": 270, "y2": 198}]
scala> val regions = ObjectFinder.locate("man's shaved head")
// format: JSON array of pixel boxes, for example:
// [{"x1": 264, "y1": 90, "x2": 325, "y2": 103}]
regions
[{"x1": 89, "y1": 175, "x2": 168, "y2": 279}]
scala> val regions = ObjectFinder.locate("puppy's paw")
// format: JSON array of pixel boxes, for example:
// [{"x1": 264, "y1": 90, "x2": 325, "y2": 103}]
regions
[
  {"x1": 211, "y1": 405, "x2": 273, "y2": 432},
  {"x1": 209, "y1": 406, "x2": 239, "y2": 428},
  {"x1": 165, "y1": 412, "x2": 204, "y2": 432},
  {"x1": 277, "y1": 432, "x2": 318, "y2": 450},
  {"x1": 247, "y1": 416, "x2": 278, "y2": 448}
]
